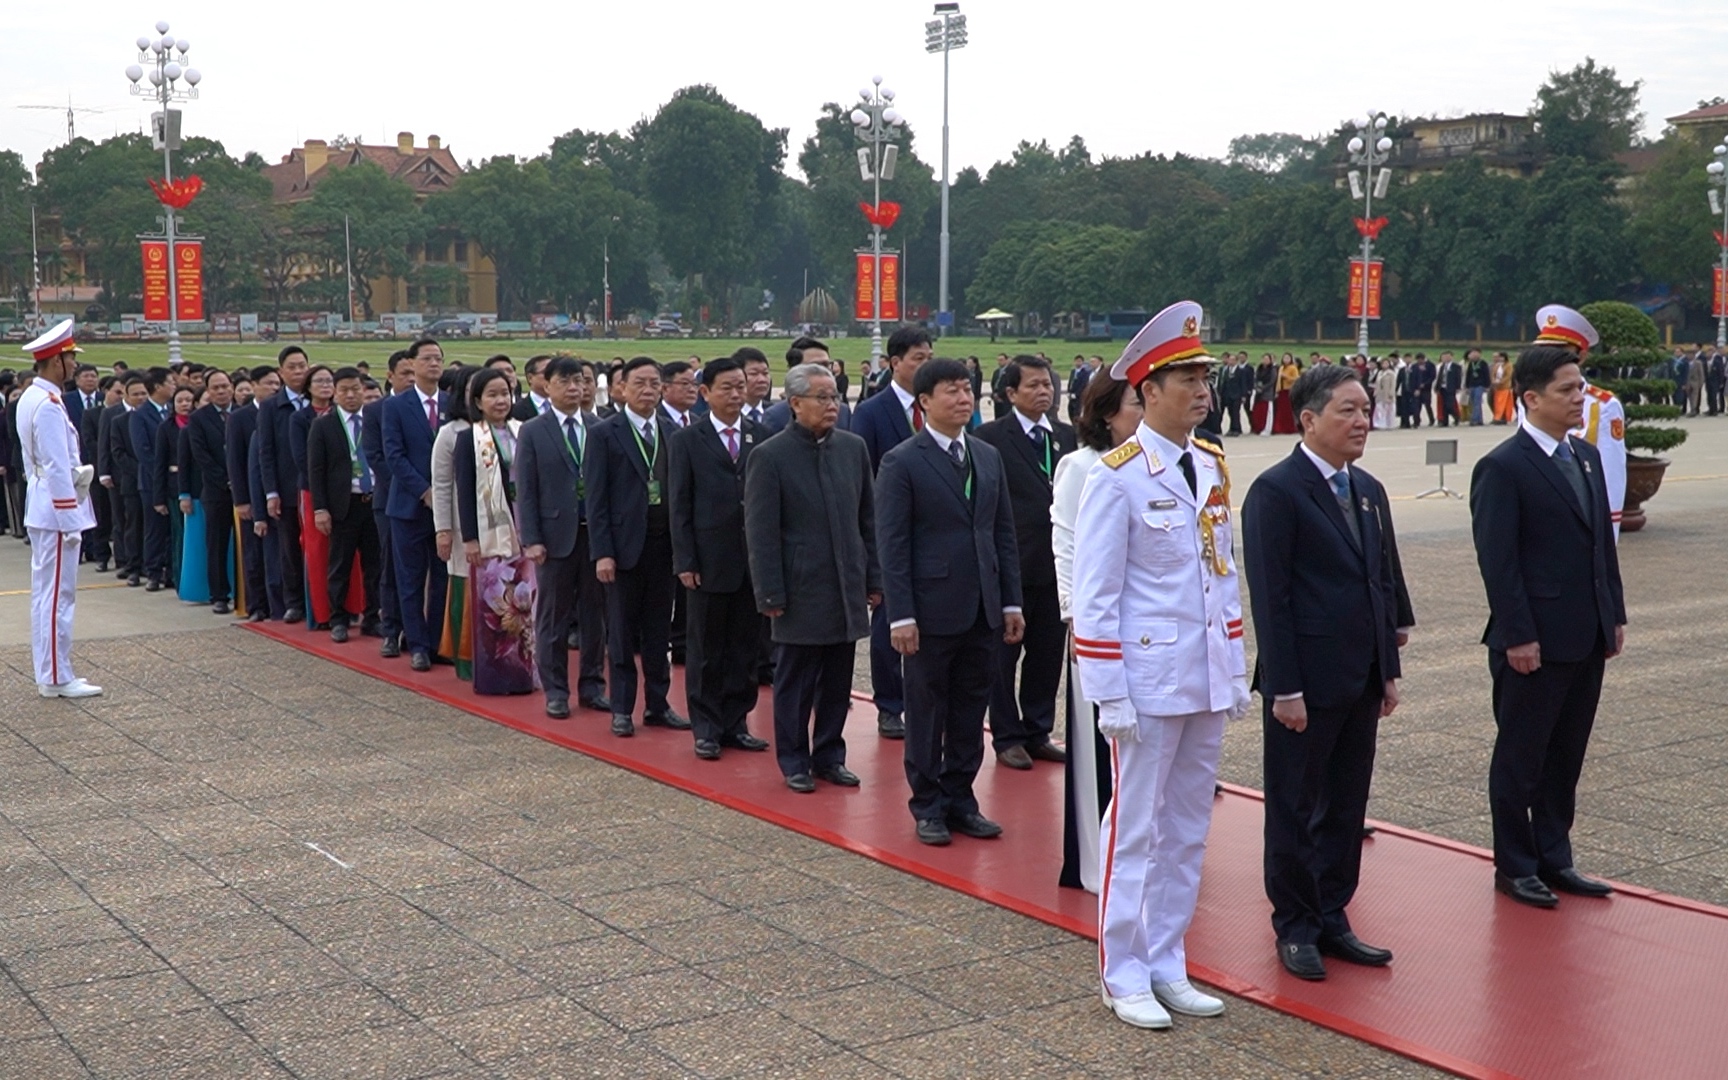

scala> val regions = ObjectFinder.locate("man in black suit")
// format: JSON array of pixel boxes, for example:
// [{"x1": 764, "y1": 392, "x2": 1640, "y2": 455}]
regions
[
  {"x1": 361, "y1": 353, "x2": 410, "y2": 653},
  {"x1": 877, "y1": 358, "x2": 1025, "y2": 846},
  {"x1": 658, "y1": 360, "x2": 699, "y2": 665},
  {"x1": 1708, "y1": 348, "x2": 1727, "y2": 416},
  {"x1": 1243, "y1": 365, "x2": 1414, "y2": 981},
  {"x1": 228, "y1": 366, "x2": 278, "y2": 621},
  {"x1": 80, "y1": 376, "x2": 117, "y2": 570},
  {"x1": 974, "y1": 356, "x2": 1073, "y2": 770},
  {"x1": 101, "y1": 375, "x2": 145, "y2": 583},
  {"x1": 1410, "y1": 354, "x2": 1436, "y2": 426},
  {"x1": 1471, "y1": 341, "x2": 1625, "y2": 909},
  {"x1": 129, "y1": 369, "x2": 173, "y2": 591},
  {"x1": 1218, "y1": 352, "x2": 1255, "y2": 436},
  {"x1": 668, "y1": 356, "x2": 771, "y2": 760},
  {"x1": 585, "y1": 356, "x2": 691, "y2": 738},
  {"x1": 184, "y1": 369, "x2": 237, "y2": 614},
  {"x1": 64, "y1": 363, "x2": 99, "y2": 430},
  {"x1": 1434, "y1": 351, "x2": 1462, "y2": 427},
  {"x1": 257, "y1": 346, "x2": 312, "y2": 621},
  {"x1": 307, "y1": 367, "x2": 381, "y2": 644},
  {"x1": 1464, "y1": 348, "x2": 1492, "y2": 425},
  {"x1": 518, "y1": 356, "x2": 610, "y2": 719},
  {"x1": 510, "y1": 354, "x2": 553, "y2": 422}
]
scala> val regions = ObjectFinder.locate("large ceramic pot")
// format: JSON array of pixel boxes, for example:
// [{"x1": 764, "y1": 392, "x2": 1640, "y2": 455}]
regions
[{"x1": 1620, "y1": 455, "x2": 1670, "y2": 533}]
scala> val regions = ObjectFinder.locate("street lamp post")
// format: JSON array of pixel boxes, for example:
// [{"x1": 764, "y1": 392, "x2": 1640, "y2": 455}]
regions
[
  {"x1": 1706, "y1": 143, "x2": 1728, "y2": 349},
  {"x1": 1345, "y1": 113, "x2": 1392, "y2": 357},
  {"x1": 925, "y1": 3, "x2": 967, "y2": 338},
  {"x1": 125, "y1": 21, "x2": 201, "y2": 365},
  {"x1": 851, "y1": 77, "x2": 905, "y2": 364}
]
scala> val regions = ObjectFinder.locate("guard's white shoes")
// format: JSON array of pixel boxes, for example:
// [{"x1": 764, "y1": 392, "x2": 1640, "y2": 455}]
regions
[
  {"x1": 1152, "y1": 978, "x2": 1225, "y2": 1017},
  {"x1": 39, "y1": 679, "x2": 103, "y2": 699},
  {"x1": 1101, "y1": 989, "x2": 1172, "y2": 1029}
]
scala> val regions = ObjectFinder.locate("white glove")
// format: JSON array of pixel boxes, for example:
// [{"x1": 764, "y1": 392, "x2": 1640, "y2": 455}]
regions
[
  {"x1": 1227, "y1": 676, "x2": 1253, "y2": 721},
  {"x1": 73, "y1": 464, "x2": 94, "y2": 501},
  {"x1": 1097, "y1": 699, "x2": 1139, "y2": 743}
]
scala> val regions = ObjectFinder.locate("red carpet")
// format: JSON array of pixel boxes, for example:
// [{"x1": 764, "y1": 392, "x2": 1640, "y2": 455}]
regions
[{"x1": 247, "y1": 621, "x2": 1728, "y2": 1079}]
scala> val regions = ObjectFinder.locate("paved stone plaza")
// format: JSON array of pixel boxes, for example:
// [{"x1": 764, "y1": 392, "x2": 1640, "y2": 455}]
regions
[{"x1": 1, "y1": 419, "x2": 1724, "y2": 1078}]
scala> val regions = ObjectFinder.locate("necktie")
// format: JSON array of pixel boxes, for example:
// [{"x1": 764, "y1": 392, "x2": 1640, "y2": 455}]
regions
[
  {"x1": 352, "y1": 414, "x2": 372, "y2": 494},
  {"x1": 1330, "y1": 468, "x2": 1362, "y2": 544},
  {"x1": 949, "y1": 438, "x2": 966, "y2": 469},
  {"x1": 564, "y1": 417, "x2": 582, "y2": 464},
  {"x1": 425, "y1": 396, "x2": 438, "y2": 431},
  {"x1": 680, "y1": 413, "x2": 689, "y2": 428},
  {"x1": 1030, "y1": 425, "x2": 1045, "y2": 447},
  {"x1": 641, "y1": 421, "x2": 655, "y2": 454},
  {"x1": 723, "y1": 426, "x2": 739, "y2": 462},
  {"x1": 911, "y1": 401, "x2": 924, "y2": 432},
  {"x1": 1328, "y1": 470, "x2": 1351, "y2": 504},
  {"x1": 749, "y1": 406, "x2": 761, "y2": 424},
  {"x1": 1553, "y1": 441, "x2": 1590, "y2": 512},
  {"x1": 539, "y1": 399, "x2": 550, "y2": 415},
  {"x1": 1178, "y1": 451, "x2": 1197, "y2": 498}
]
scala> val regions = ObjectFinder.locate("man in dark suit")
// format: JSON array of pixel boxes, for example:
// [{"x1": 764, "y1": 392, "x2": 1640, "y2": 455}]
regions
[
  {"x1": 101, "y1": 375, "x2": 145, "y2": 583},
  {"x1": 1470, "y1": 336, "x2": 1625, "y2": 909},
  {"x1": 1434, "y1": 351, "x2": 1462, "y2": 427},
  {"x1": 510, "y1": 354, "x2": 553, "y2": 422},
  {"x1": 228, "y1": 366, "x2": 278, "y2": 621},
  {"x1": 876, "y1": 358, "x2": 1024, "y2": 846},
  {"x1": 657, "y1": 360, "x2": 699, "y2": 665},
  {"x1": 974, "y1": 356, "x2": 1073, "y2": 770},
  {"x1": 759, "y1": 338, "x2": 854, "y2": 435},
  {"x1": 308, "y1": 367, "x2": 381, "y2": 644},
  {"x1": 1410, "y1": 354, "x2": 1436, "y2": 426},
  {"x1": 1064, "y1": 354, "x2": 1093, "y2": 423},
  {"x1": 257, "y1": 346, "x2": 312, "y2": 621},
  {"x1": 1707, "y1": 348, "x2": 1727, "y2": 417},
  {"x1": 734, "y1": 346, "x2": 776, "y2": 685},
  {"x1": 184, "y1": 369, "x2": 237, "y2": 613},
  {"x1": 64, "y1": 363, "x2": 99, "y2": 431},
  {"x1": 518, "y1": 355, "x2": 609, "y2": 719},
  {"x1": 668, "y1": 356, "x2": 770, "y2": 760},
  {"x1": 847, "y1": 326, "x2": 933, "y2": 740},
  {"x1": 585, "y1": 356, "x2": 690, "y2": 737},
  {"x1": 362, "y1": 353, "x2": 410, "y2": 654},
  {"x1": 1219, "y1": 353, "x2": 1255, "y2": 436},
  {"x1": 1464, "y1": 348, "x2": 1492, "y2": 425},
  {"x1": 129, "y1": 368, "x2": 172, "y2": 591},
  {"x1": 80, "y1": 376, "x2": 116, "y2": 570},
  {"x1": 382, "y1": 338, "x2": 449, "y2": 671},
  {"x1": 1243, "y1": 364, "x2": 1414, "y2": 981}
]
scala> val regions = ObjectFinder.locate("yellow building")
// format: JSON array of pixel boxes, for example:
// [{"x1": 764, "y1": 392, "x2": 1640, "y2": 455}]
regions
[
  {"x1": 1395, "y1": 114, "x2": 1544, "y2": 179},
  {"x1": 262, "y1": 132, "x2": 497, "y2": 316}
]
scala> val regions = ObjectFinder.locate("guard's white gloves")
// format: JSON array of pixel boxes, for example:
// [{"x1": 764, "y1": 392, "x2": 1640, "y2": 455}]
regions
[
  {"x1": 1228, "y1": 676, "x2": 1253, "y2": 721},
  {"x1": 73, "y1": 464, "x2": 94, "y2": 500},
  {"x1": 1097, "y1": 699, "x2": 1139, "y2": 743}
]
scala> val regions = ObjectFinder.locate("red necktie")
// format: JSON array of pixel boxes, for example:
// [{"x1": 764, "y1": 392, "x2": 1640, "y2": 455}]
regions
[
  {"x1": 911, "y1": 401, "x2": 924, "y2": 432},
  {"x1": 426, "y1": 396, "x2": 437, "y2": 430},
  {"x1": 681, "y1": 414, "x2": 688, "y2": 428},
  {"x1": 723, "y1": 427, "x2": 738, "y2": 461}
]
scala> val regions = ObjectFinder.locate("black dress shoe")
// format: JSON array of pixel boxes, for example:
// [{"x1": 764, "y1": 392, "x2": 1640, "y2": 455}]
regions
[
  {"x1": 1318, "y1": 931, "x2": 1392, "y2": 966},
  {"x1": 1028, "y1": 741, "x2": 1068, "y2": 763},
  {"x1": 1278, "y1": 941, "x2": 1327, "y2": 980},
  {"x1": 1541, "y1": 867, "x2": 1613, "y2": 898},
  {"x1": 380, "y1": 635, "x2": 401, "y2": 658},
  {"x1": 996, "y1": 746, "x2": 1034, "y2": 770},
  {"x1": 946, "y1": 812, "x2": 1003, "y2": 839},
  {"x1": 785, "y1": 772, "x2": 816, "y2": 793},
  {"x1": 282, "y1": 607, "x2": 305, "y2": 623},
  {"x1": 145, "y1": 579, "x2": 163, "y2": 593},
  {"x1": 915, "y1": 818, "x2": 952, "y2": 846},
  {"x1": 694, "y1": 739, "x2": 722, "y2": 761},
  {"x1": 669, "y1": 649, "x2": 686, "y2": 666},
  {"x1": 311, "y1": 621, "x2": 331, "y2": 632},
  {"x1": 1495, "y1": 872, "x2": 1559, "y2": 909},
  {"x1": 877, "y1": 711, "x2": 905, "y2": 739},
  {"x1": 545, "y1": 699, "x2": 570, "y2": 720},
  {"x1": 815, "y1": 765, "x2": 861, "y2": 787},
  {"x1": 359, "y1": 620, "x2": 383, "y2": 638},
  {"x1": 247, "y1": 609, "x2": 268, "y2": 623},
  {"x1": 409, "y1": 650, "x2": 432, "y2": 672},
  {"x1": 96, "y1": 561, "x2": 109, "y2": 573},
  {"x1": 127, "y1": 574, "x2": 142, "y2": 587},
  {"x1": 720, "y1": 732, "x2": 769, "y2": 752},
  {"x1": 578, "y1": 695, "x2": 612, "y2": 713},
  {"x1": 611, "y1": 714, "x2": 635, "y2": 738},
  {"x1": 212, "y1": 600, "x2": 231, "y2": 615},
  {"x1": 118, "y1": 569, "x2": 132, "y2": 580},
  {"x1": 329, "y1": 622, "x2": 349, "y2": 644},
  {"x1": 643, "y1": 709, "x2": 692, "y2": 730}
]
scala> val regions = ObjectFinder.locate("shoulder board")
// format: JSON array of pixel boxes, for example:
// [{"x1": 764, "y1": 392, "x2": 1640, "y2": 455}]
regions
[
  {"x1": 1585, "y1": 385, "x2": 1614, "y2": 403},
  {"x1": 1191, "y1": 437, "x2": 1225, "y2": 459},
  {"x1": 1102, "y1": 441, "x2": 1143, "y2": 470}
]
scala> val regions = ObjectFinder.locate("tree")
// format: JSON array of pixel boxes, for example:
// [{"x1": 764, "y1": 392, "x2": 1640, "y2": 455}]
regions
[
  {"x1": 1533, "y1": 58, "x2": 1644, "y2": 163},
  {"x1": 1626, "y1": 135, "x2": 1718, "y2": 312},
  {"x1": 291, "y1": 161, "x2": 422, "y2": 318},
  {"x1": 0, "y1": 151, "x2": 33, "y2": 318},
  {"x1": 1509, "y1": 157, "x2": 1634, "y2": 316},
  {"x1": 34, "y1": 134, "x2": 163, "y2": 311},
  {"x1": 1227, "y1": 132, "x2": 1325, "y2": 175},
  {"x1": 1579, "y1": 300, "x2": 1685, "y2": 454}
]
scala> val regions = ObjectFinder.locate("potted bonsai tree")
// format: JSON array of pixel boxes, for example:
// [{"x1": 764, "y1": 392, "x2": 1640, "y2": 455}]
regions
[{"x1": 1578, "y1": 300, "x2": 1687, "y2": 530}]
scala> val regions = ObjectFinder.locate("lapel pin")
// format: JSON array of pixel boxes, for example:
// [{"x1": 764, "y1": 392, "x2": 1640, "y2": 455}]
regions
[{"x1": 1360, "y1": 496, "x2": 1372, "y2": 512}]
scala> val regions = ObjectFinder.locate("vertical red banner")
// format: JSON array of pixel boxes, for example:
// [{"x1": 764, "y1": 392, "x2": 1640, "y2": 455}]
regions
[
  {"x1": 854, "y1": 253, "x2": 875, "y2": 321},
  {"x1": 175, "y1": 240, "x2": 204, "y2": 322},
  {"x1": 141, "y1": 240, "x2": 170, "y2": 321},
  {"x1": 879, "y1": 254, "x2": 900, "y2": 322},
  {"x1": 1714, "y1": 267, "x2": 1728, "y2": 318},
  {"x1": 1346, "y1": 259, "x2": 1383, "y2": 320}
]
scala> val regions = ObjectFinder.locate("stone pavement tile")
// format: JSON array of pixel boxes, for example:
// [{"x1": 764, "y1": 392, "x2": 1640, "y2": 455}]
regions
[
  {"x1": 178, "y1": 943, "x2": 353, "y2": 1004},
  {"x1": 400, "y1": 874, "x2": 575, "y2": 921},
  {"x1": 577, "y1": 882, "x2": 734, "y2": 931},
  {"x1": 77, "y1": 860, "x2": 228, "y2": 907},
  {"x1": 1206, "y1": 990, "x2": 1422, "y2": 1076},
  {"x1": 514, "y1": 933, "x2": 683, "y2": 993},
  {"x1": 105, "y1": 884, "x2": 262, "y2": 933},
  {"x1": 32, "y1": 968, "x2": 209, "y2": 1032},
  {"x1": 138, "y1": 911, "x2": 304, "y2": 967},
  {"x1": 0, "y1": 870, "x2": 99, "y2": 920},
  {"x1": 857, "y1": 1019, "x2": 1087, "y2": 1079},
  {"x1": 0, "y1": 1035, "x2": 92, "y2": 1079},
  {"x1": 270, "y1": 894, "x2": 438, "y2": 945},
  {"x1": 773, "y1": 980, "x2": 971, "y2": 1048},
  {"x1": 7, "y1": 934, "x2": 167, "y2": 991},
  {"x1": 375, "y1": 955, "x2": 552, "y2": 1019},
  {"x1": 224, "y1": 981, "x2": 414, "y2": 1050},
  {"x1": 1568, "y1": 815, "x2": 1720, "y2": 864},
  {"x1": 318, "y1": 923, "x2": 490, "y2": 981},
  {"x1": 500, "y1": 1035, "x2": 691, "y2": 1079},
  {"x1": 0, "y1": 986, "x2": 58, "y2": 1041},
  {"x1": 822, "y1": 922, "x2": 998, "y2": 979},
  {"x1": 695, "y1": 942, "x2": 877, "y2": 1004},
  {"x1": 439, "y1": 903, "x2": 610, "y2": 960},
  {"x1": 0, "y1": 904, "x2": 133, "y2": 952},
  {"x1": 751, "y1": 890, "x2": 913, "y2": 940},
  {"x1": 270, "y1": 1020, "x2": 476, "y2": 1080},
  {"x1": 521, "y1": 857, "x2": 686, "y2": 902},
  {"x1": 730, "y1": 1049, "x2": 900, "y2": 1080},
  {"x1": 242, "y1": 791, "x2": 409, "y2": 836},
  {"x1": 633, "y1": 911, "x2": 799, "y2": 966},
  {"x1": 899, "y1": 955, "x2": 1081, "y2": 1019},
  {"x1": 641, "y1": 1006, "x2": 840, "y2": 1079},
  {"x1": 688, "y1": 865, "x2": 836, "y2": 910},
  {"x1": 62, "y1": 1005, "x2": 260, "y2": 1079},
  {"x1": 424, "y1": 994, "x2": 612, "y2": 1064},
  {"x1": 924, "y1": 904, "x2": 1077, "y2": 953},
  {"x1": 0, "y1": 786, "x2": 117, "y2": 827},
  {"x1": 570, "y1": 967, "x2": 744, "y2": 1033},
  {"x1": 240, "y1": 863, "x2": 386, "y2": 911},
  {"x1": 1009, "y1": 941, "x2": 1096, "y2": 987},
  {"x1": 316, "y1": 832, "x2": 496, "y2": 893}
]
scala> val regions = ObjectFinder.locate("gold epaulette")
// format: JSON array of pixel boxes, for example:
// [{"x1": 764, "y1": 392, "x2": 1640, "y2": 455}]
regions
[
  {"x1": 1191, "y1": 437, "x2": 1225, "y2": 458},
  {"x1": 1585, "y1": 385, "x2": 1614, "y2": 403},
  {"x1": 1192, "y1": 438, "x2": 1231, "y2": 503},
  {"x1": 1102, "y1": 441, "x2": 1143, "y2": 470}
]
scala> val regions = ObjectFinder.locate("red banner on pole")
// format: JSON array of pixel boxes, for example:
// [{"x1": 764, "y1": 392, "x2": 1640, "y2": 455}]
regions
[
  {"x1": 141, "y1": 240, "x2": 170, "y2": 321},
  {"x1": 855, "y1": 253, "x2": 875, "y2": 321},
  {"x1": 175, "y1": 240, "x2": 204, "y2": 322},
  {"x1": 1715, "y1": 267, "x2": 1728, "y2": 318},
  {"x1": 1347, "y1": 258, "x2": 1383, "y2": 320},
  {"x1": 879, "y1": 253, "x2": 900, "y2": 322}
]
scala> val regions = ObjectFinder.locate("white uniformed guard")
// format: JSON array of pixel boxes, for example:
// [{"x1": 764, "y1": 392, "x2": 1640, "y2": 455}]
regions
[
  {"x1": 1534, "y1": 305, "x2": 1628, "y2": 540},
  {"x1": 17, "y1": 319, "x2": 102, "y2": 699},
  {"x1": 1072, "y1": 300, "x2": 1249, "y2": 1029}
]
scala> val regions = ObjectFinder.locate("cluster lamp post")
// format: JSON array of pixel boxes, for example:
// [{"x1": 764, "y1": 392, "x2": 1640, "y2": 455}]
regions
[
  {"x1": 851, "y1": 77, "x2": 905, "y2": 363},
  {"x1": 1706, "y1": 142, "x2": 1728, "y2": 348},
  {"x1": 1345, "y1": 112, "x2": 1393, "y2": 357},
  {"x1": 125, "y1": 21, "x2": 202, "y2": 365}
]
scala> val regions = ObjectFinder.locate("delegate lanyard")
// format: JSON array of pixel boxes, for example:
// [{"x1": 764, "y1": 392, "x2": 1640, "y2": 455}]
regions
[
  {"x1": 628, "y1": 418, "x2": 658, "y2": 473},
  {"x1": 341, "y1": 412, "x2": 363, "y2": 478}
]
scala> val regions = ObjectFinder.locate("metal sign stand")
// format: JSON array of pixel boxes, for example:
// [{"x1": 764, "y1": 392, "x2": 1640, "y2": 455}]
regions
[{"x1": 1416, "y1": 438, "x2": 1463, "y2": 499}]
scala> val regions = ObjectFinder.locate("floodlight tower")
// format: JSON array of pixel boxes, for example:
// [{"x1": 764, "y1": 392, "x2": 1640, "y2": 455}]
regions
[{"x1": 925, "y1": 3, "x2": 967, "y2": 337}]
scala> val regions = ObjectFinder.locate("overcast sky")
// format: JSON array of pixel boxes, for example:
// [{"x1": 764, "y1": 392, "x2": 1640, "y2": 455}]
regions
[{"x1": 7, "y1": 0, "x2": 1727, "y2": 184}]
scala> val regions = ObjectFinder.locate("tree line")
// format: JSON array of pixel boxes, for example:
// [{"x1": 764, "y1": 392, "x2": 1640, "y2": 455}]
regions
[{"x1": 2, "y1": 60, "x2": 1724, "y2": 336}]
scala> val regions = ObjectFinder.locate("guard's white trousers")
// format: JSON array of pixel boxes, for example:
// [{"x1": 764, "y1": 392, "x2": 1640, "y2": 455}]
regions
[
  {"x1": 1098, "y1": 707, "x2": 1225, "y2": 997},
  {"x1": 29, "y1": 528, "x2": 80, "y2": 688}
]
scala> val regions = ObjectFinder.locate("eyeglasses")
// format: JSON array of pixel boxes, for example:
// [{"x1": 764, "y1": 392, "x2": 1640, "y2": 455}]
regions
[{"x1": 795, "y1": 393, "x2": 841, "y2": 405}]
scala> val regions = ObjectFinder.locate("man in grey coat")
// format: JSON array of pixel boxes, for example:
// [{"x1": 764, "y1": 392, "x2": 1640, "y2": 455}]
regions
[{"x1": 745, "y1": 363, "x2": 880, "y2": 793}]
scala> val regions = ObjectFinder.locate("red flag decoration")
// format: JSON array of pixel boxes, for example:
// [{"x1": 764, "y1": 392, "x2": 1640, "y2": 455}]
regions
[
  {"x1": 1354, "y1": 216, "x2": 1389, "y2": 240},
  {"x1": 1715, "y1": 267, "x2": 1728, "y2": 318},
  {"x1": 859, "y1": 201, "x2": 902, "y2": 229},
  {"x1": 141, "y1": 240, "x2": 170, "y2": 321},
  {"x1": 1715, "y1": 230, "x2": 1726, "y2": 248},
  {"x1": 147, "y1": 175, "x2": 203, "y2": 209},
  {"x1": 175, "y1": 240, "x2": 204, "y2": 321},
  {"x1": 854, "y1": 253, "x2": 901, "y2": 321},
  {"x1": 1347, "y1": 259, "x2": 1384, "y2": 320}
]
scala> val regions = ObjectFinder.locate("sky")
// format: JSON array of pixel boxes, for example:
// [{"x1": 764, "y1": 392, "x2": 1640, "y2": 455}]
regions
[{"x1": 6, "y1": 0, "x2": 1727, "y2": 183}]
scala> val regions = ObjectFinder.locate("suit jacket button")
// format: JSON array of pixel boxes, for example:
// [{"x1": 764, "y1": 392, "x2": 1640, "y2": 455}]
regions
[{"x1": 1139, "y1": 635, "x2": 1150, "y2": 646}]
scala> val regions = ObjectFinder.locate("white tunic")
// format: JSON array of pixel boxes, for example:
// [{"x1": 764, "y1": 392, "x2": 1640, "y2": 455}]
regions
[{"x1": 16, "y1": 381, "x2": 96, "y2": 534}]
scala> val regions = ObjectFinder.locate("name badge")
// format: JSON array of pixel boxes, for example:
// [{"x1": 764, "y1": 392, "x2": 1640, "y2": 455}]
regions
[
  {"x1": 647, "y1": 479, "x2": 663, "y2": 506},
  {"x1": 1148, "y1": 498, "x2": 1179, "y2": 510}
]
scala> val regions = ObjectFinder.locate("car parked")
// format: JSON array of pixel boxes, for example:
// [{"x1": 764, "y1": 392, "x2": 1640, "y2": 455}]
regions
[{"x1": 425, "y1": 318, "x2": 472, "y2": 338}]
